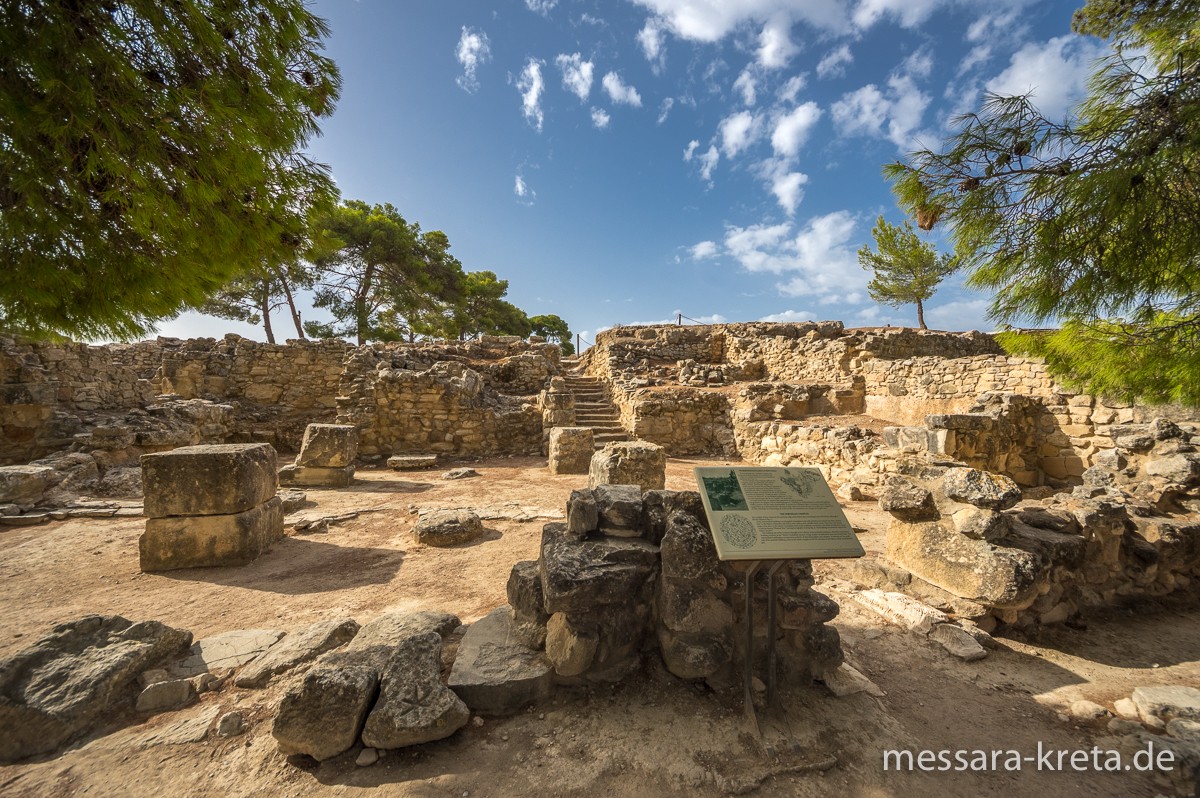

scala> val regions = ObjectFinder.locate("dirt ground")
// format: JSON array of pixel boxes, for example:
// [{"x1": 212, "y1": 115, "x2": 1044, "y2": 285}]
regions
[{"x1": 2, "y1": 455, "x2": 1197, "y2": 797}]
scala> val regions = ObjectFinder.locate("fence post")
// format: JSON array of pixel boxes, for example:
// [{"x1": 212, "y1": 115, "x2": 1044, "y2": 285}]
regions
[{"x1": 677, "y1": 313, "x2": 683, "y2": 326}]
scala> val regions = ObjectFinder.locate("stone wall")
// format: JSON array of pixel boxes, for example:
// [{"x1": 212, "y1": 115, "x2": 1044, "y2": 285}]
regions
[{"x1": 0, "y1": 333, "x2": 559, "y2": 466}]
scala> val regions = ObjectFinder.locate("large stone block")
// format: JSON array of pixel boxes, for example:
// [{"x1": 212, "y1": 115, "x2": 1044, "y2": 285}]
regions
[
  {"x1": 277, "y1": 464, "x2": 355, "y2": 488},
  {"x1": 139, "y1": 496, "x2": 283, "y2": 572},
  {"x1": 539, "y1": 523, "x2": 660, "y2": 614},
  {"x1": 272, "y1": 661, "x2": 379, "y2": 761},
  {"x1": 0, "y1": 615, "x2": 191, "y2": 763},
  {"x1": 588, "y1": 441, "x2": 667, "y2": 491},
  {"x1": 941, "y1": 468, "x2": 1022, "y2": 510},
  {"x1": 0, "y1": 465, "x2": 54, "y2": 505},
  {"x1": 142, "y1": 443, "x2": 277, "y2": 518},
  {"x1": 448, "y1": 607, "x2": 553, "y2": 716},
  {"x1": 295, "y1": 424, "x2": 358, "y2": 468},
  {"x1": 413, "y1": 509, "x2": 484, "y2": 547},
  {"x1": 548, "y1": 427, "x2": 594, "y2": 475},
  {"x1": 361, "y1": 632, "x2": 469, "y2": 749}
]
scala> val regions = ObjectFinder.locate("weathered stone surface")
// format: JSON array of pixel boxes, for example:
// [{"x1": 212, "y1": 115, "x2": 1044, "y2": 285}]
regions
[
  {"x1": 0, "y1": 465, "x2": 54, "y2": 505},
  {"x1": 941, "y1": 468, "x2": 1022, "y2": 510},
  {"x1": 821, "y1": 662, "x2": 885, "y2": 698},
  {"x1": 641, "y1": 490, "x2": 705, "y2": 545},
  {"x1": 141, "y1": 443, "x2": 277, "y2": 518},
  {"x1": 506, "y1": 561, "x2": 546, "y2": 619},
  {"x1": 854, "y1": 589, "x2": 948, "y2": 634},
  {"x1": 885, "y1": 519, "x2": 1047, "y2": 608},
  {"x1": 548, "y1": 427, "x2": 594, "y2": 475},
  {"x1": 448, "y1": 606, "x2": 553, "y2": 716},
  {"x1": 139, "y1": 496, "x2": 284, "y2": 572},
  {"x1": 278, "y1": 464, "x2": 355, "y2": 488},
  {"x1": 657, "y1": 579, "x2": 733, "y2": 634},
  {"x1": 593, "y1": 483, "x2": 643, "y2": 535},
  {"x1": 1068, "y1": 699, "x2": 1112, "y2": 723},
  {"x1": 348, "y1": 610, "x2": 460, "y2": 661},
  {"x1": 928, "y1": 623, "x2": 987, "y2": 661},
  {"x1": 413, "y1": 509, "x2": 484, "y2": 547},
  {"x1": 544, "y1": 613, "x2": 598, "y2": 677},
  {"x1": 168, "y1": 628, "x2": 286, "y2": 678},
  {"x1": 1144, "y1": 454, "x2": 1200, "y2": 486},
  {"x1": 387, "y1": 455, "x2": 438, "y2": 470},
  {"x1": 657, "y1": 627, "x2": 730, "y2": 680},
  {"x1": 217, "y1": 711, "x2": 246, "y2": 737},
  {"x1": 588, "y1": 441, "x2": 667, "y2": 491},
  {"x1": 539, "y1": 523, "x2": 660, "y2": 614},
  {"x1": 272, "y1": 663, "x2": 379, "y2": 761},
  {"x1": 361, "y1": 632, "x2": 469, "y2": 749},
  {"x1": 566, "y1": 488, "x2": 599, "y2": 538},
  {"x1": 951, "y1": 507, "x2": 1012, "y2": 542},
  {"x1": 296, "y1": 424, "x2": 358, "y2": 469},
  {"x1": 878, "y1": 477, "x2": 938, "y2": 521},
  {"x1": 131, "y1": 706, "x2": 220, "y2": 748},
  {"x1": 660, "y1": 511, "x2": 720, "y2": 581},
  {"x1": 278, "y1": 489, "x2": 308, "y2": 514},
  {"x1": 236, "y1": 619, "x2": 360, "y2": 688},
  {"x1": 1132, "y1": 686, "x2": 1200, "y2": 724},
  {"x1": 0, "y1": 615, "x2": 191, "y2": 763},
  {"x1": 135, "y1": 678, "x2": 197, "y2": 714}
]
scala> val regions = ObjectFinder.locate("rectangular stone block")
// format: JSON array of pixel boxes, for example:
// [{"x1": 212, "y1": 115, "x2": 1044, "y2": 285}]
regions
[
  {"x1": 296, "y1": 424, "x2": 358, "y2": 468},
  {"x1": 139, "y1": 497, "x2": 283, "y2": 572},
  {"x1": 278, "y1": 464, "x2": 354, "y2": 488},
  {"x1": 548, "y1": 427, "x2": 593, "y2": 475},
  {"x1": 141, "y1": 443, "x2": 277, "y2": 518}
]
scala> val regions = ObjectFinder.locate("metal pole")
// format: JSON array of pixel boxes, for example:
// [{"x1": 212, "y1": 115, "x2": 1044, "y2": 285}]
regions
[
  {"x1": 677, "y1": 312, "x2": 682, "y2": 326},
  {"x1": 766, "y1": 561, "x2": 785, "y2": 708},
  {"x1": 743, "y1": 560, "x2": 762, "y2": 729}
]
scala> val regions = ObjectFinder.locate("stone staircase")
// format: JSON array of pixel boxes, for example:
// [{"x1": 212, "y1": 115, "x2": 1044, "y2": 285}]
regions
[{"x1": 562, "y1": 373, "x2": 630, "y2": 449}]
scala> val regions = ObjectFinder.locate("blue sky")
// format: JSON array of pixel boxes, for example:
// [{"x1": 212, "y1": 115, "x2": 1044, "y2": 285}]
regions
[{"x1": 154, "y1": 0, "x2": 1109, "y2": 347}]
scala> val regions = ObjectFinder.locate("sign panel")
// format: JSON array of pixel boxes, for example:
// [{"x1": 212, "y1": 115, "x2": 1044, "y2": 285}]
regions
[{"x1": 694, "y1": 466, "x2": 865, "y2": 561}]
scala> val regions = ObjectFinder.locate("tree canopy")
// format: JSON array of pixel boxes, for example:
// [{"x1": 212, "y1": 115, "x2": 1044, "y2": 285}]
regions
[
  {"x1": 0, "y1": 0, "x2": 340, "y2": 340},
  {"x1": 884, "y1": 0, "x2": 1200, "y2": 403},
  {"x1": 857, "y1": 216, "x2": 957, "y2": 330}
]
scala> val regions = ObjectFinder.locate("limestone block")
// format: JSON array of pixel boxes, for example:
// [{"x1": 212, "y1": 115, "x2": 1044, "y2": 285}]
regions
[
  {"x1": 941, "y1": 468, "x2": 1022, "y2": 510},
  {"x1": 413, "y1": 509, "x2": 483, "y2": 547},
  {"x1": 1144, "y1": 454, "x2": 1200, "y2": 486},
  {"x1": 593, "y1": 483, "x2": 643, "y2": 535},
  {"x1": 296, "y1": 424, "x2": 358, "y2": 468},
  {"x1": 142, "y1": 443, "x2": 277, "y2": 518},
  {"x1": 854, "y1": 589, "x2": 948, "y2": 634},
  {"x1": 0, "y1": 615, "x2": 192, "y2": 763},
  {"x1": 135, "y1": 678, "x2": 197, "y2": 714},
  {"x1": 0, "y1": 465, "x2": 54, "y2": 505},
  {"x1": 348, "y1": 610, "x2": 460, "y2": 658},
  {"x1": 277, "y1": 464, "x2": 354, "y2": 488},
  {"x1": 544, "y1": 613, "x2": 598, "y2": 677},
  {"x1": 548, "y1": 427, "x2": 594, "y2": 475},
  {"x1": 361, "y1": 632, "x2": 469, "y2": 749},
  {"x1": 588, "y1": 441, "x2": 666, "y2": 491},
  {"x1": 448, "y1": 607, "x2": 553, "y2": 716},
  {"x1": 387, "y1": 455, "x2": 438, "y2": 470},
  {"x1": 507, "y1": 561, "x2": 547, "y2": 619},
  {"x1": 951, "y1": 507, "x2": 1012, "y2": 542},
  {"x1": 566, "y1": 489, "x2": 599, "y2": 538},
  {"x1": 236, "y1": 619, "x2": 360, "y2": 688},
  {"x1": 272, "y1": 662, "x2": 379, "y2": 760},
  {"x1": 168, "y1": 628, "x2": 286, "y2": 678},
  {"x1": 877, "y1": 477, "x2": 939, "y2": 521},
  {"x1": 928, "y1": 623, "x2": 987, "y2": 661},
  {"x1": 657, "y1": 579, "x2": 732, "y2": 634},
  {"x1": 659, "y1": 511, "x2": 720, "y2": 582},
  {"x1": 539, "y1": 523, "x2": 659, "y2": 614},
  {"x1": 1132, "y1": 686, "x2": 1200, "y2": 724},
  {"x1": 656, "y1": 626, "x2": 730, "y2": 680},
  {"x1": 139, "y1": 496, "x2": 283, "y2": 572}
]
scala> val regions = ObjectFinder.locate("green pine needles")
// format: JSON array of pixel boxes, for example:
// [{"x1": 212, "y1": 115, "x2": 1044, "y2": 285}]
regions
[{"x1": 0, "y1": 0, "x2": 341, "y2": 340}]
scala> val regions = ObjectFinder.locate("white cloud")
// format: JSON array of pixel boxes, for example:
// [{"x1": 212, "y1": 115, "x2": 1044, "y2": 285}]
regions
[
  {"x1": 516, "y1": 58, "x2": 545, "y2": 131},
  {"x1": 591, "y1": 107, "x2": 611, "y2": 128},
  {"x1": 777, "y1": 74, "x2": 808, "y2": 103},
  {"x1": 830, "y1": 67, "x2": 931, "y2": 150},
  {"x1": 657, "y1": 97, "x2": 675, "y2": 124},
  {"x1": 758, "y1": 15, "x2": 799, "y2": 69},
  {"x1": 514, "y1": 174, "x2": 536, "y2": 203},
  {"x1": 455, "y1": 27, "x2": 492, "y2": 93},
  {"x1": 638, "y1": 18, "x2": 668, "y2": 73},
  {"x1": 759, "y1": 309, "x2": 816, "y2": 322},
  {"x1": 902, "y1": 49, "x2": 934, "y2": 79},
  {"x1": 719, "y1": 110, "x2": 761, "y2": 157},
  {"x1": 602, "y1": 72, "x2": 643, "y2": 106},
  {"x1": 690, "y1": 240, "x2": 719, "y2": 259},
  {"x1": 852, "y1": 0, "x2": 944, "y2": 29},
  {"x1": 629, "y1": 0, "x2": 850, "y2": 42},
  {"x1": 770, "y1": 171, "x2": 808, "y2": 216},
  {"x1": 699, "y1": 145, "x2": 720, "y2": 182},
  {"x1": 555, "y1": 53, "x2": 594, "y2": 101},
  {"x1": 683, "y1": 139, "x2": 700, "y2": 160},
  {"x1": 721, "y1": 211, "x2": 865, "y2": 299},
  {"x1": 771, "y1": 101, "x2": 821, "y2": 157},
  {"x1": 986, "y1": 34, "x2": 1108, "y2": 121},
  {"x1": 733, "y1": 69, "x2": 757, "y2": 106},
  {"x1": 816, "y1": 44, "x2": 853, "y2": 79},
  {"x1": 525, "y1": 0, "x2": 557, "y2": 15},
  {"x1": 958, "y1": 44, "x2": 991, "y2": 74}
]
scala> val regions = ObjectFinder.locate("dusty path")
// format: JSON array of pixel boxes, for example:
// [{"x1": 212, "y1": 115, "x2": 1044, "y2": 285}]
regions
[{"x1": 1, "y1": 456, "x2": 1195, "y2": 797}]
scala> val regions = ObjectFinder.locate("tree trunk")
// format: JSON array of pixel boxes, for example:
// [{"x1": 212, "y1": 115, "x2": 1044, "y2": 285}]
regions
[
  {"x1": 279, "y1": 271, "x2": 305, "y2": 339},
  {"x1": 259, "y1": 290, "x2": 276, "y2": 344},
  {"x1": 916, "y1": 299, "x2": 927, "y2": 330}
]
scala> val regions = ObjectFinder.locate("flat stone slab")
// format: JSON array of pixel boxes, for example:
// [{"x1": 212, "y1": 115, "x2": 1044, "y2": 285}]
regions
[
  {"x1": 140, "y1": 497, "x2": 283, "y2": 572},
  {"x1": 854, "y1": 589, "x2": 948, "y2": 635},
  {"x1": 448, "y1": 606, "x2": 553, "y2": 716},
  {"x1": 168, "y1": 629, "x2": 286, "y2": 678},
  {"x1": 414, "y1": 509, "x2": 484, "y2": 547},
  {"x1": 235, "y1": 618, "x2": 360, "y2": 688},
  {"x1": 1132, "y1": 686, "x2": 1200, "y2": 723},
  {"x1": 296, "y1": 424, "x2": 358, "y2": 469},
  {"x1": 278, "y1": 464, "x2": 354, "y2": 488},
  {"x1": 133, "y1": 706, "x2": 220, "y2": 748},
  {"x1": 141, "y1": 443, "x2": 278, "y2": 518},
  {"x1": 928, "y1": 623, "x2": 987, "y2": 661},
  {"x1": 388, "y1": 455, "x2": 439, "y2": 470}
]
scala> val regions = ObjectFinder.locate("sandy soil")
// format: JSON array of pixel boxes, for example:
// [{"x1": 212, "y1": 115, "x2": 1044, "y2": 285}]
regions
[{"x1": 1, "y1": 455, "x2": 1197, "y2": 797}]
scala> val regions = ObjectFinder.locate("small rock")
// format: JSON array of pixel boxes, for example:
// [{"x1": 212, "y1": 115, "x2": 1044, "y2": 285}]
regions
[
  {"x1": 821, "y1": 663, "x2": 884, "y2": 698},
  {"x1": 1167, "y1": 718, "x2": 1200, "y2": 741},
  {"x1": 413, "y1": 509, "x2": 484, "y2": 547},
  {"x1": 1069, "y1": 700, "x2": 1112, "y2": 724},
  {"x1": 191, "y1": 673, "x2": 220, "y2": 693},
  {"x1": 217, "y1": 711, "x2": 246, "y2": 737},
  {"x1": 1113, "y1": 697, "x2": 1140, "y2": 719},
  {"x1": 442, "y1": 468, "x2": 478, "y2": 480},
  {"x1": 928, "y1": 623, "x2": 987, "y2": 661},
  {"x1": 136, "y1": 678, "x2": 197, "y2": 714},
  {"x1": 356, "y1": 747, "x2": 379, "y2": 767}
]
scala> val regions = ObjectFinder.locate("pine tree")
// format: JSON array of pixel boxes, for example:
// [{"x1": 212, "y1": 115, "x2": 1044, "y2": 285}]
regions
[{"x1": 857, "y1": 216, "x2": 957, "y2": 330}]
